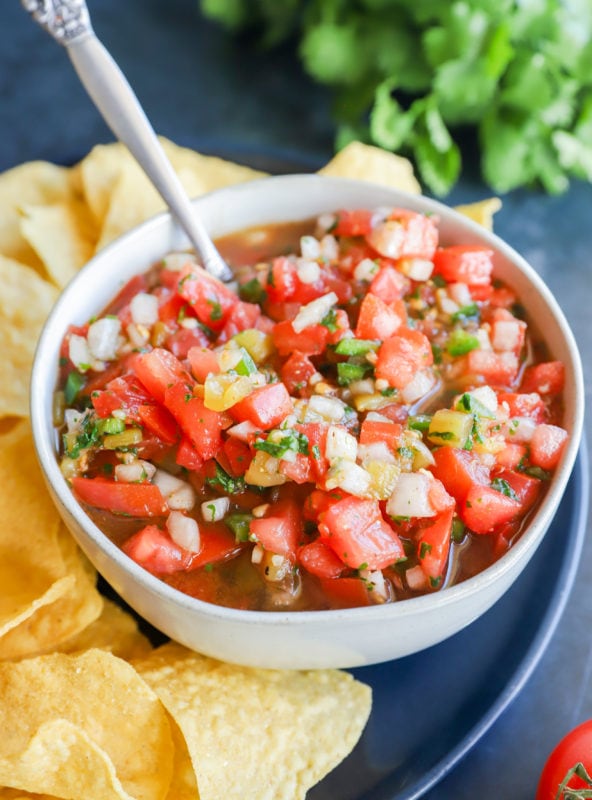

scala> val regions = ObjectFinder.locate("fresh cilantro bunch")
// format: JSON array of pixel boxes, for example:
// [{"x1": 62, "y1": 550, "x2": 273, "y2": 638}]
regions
[{"x1": 200, "y1": 0, "x2": 592, "y2": 196}]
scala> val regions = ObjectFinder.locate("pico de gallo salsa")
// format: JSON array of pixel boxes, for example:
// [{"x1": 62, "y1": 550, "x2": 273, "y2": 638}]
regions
[{"x1": 55, "y1": 206, "x2": 568, "y2": 611}]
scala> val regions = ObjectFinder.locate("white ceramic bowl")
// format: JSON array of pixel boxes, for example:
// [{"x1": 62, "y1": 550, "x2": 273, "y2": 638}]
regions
[{"x1": 31, "y1": 175, "x2": 584, "y2": 669}]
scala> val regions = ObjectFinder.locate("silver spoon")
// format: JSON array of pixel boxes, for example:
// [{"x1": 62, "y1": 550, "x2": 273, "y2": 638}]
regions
[{"x1": 22, "y1": 0, "x2": 234, "y2": 283}]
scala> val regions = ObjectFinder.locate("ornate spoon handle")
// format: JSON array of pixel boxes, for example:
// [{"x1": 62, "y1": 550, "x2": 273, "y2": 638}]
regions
[{"x1": 22, "y1": 0, "x2": 233, "y2": 282}]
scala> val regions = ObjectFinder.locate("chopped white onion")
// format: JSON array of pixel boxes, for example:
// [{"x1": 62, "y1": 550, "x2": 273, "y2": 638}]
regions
[
  {"x1": 316, "y1": 212, "x2": 337, "y2": 234},
  {"x1": 68, "y1": 334, "x2": 92, "y2": 370},
  {"x1": 325, "y1": 425, "x2": 358, "y2": 462},
  {"x1": 292, "y1": 292, "x2": 338, "y2": 333},
  {"x1": 87, "y1": 317, "x2": 121, "y2": 361},
  {"x1": 357, "y1": 441, "x2": 396, "y2": 465},
  {"x1": 399, "y1": 258, "x2": 434, "y2": 281},
  {"x1": 435, "y1": 288, "x2": 459, "y2": 316},
  {"x1": 201, "y1": 497, "x2": 230, "y2": 522},
  {"x1": 465, "y1": 385, "x2": 498, "y2": 416},
  {"x1": 162, "y1": 252, "x2": 194, "y2": 271},
  {"x1": 167, "y1": 511, "x2": 200, "y2": 553},
  {"x1": 366, "y1": 220, "x2": 404, "y2": 259},
  {"x1": 64, "y1": 408, "x2": 88, "y2": 433},
  {"x1": 348, "y1": 378, "x2": 376, "y2": 396},
  {"x1": 296, "y1": 259, "x2": 321, "y2": 284},
  {"x1": 320, "y1": 234, "x2": 338, "y2": 261},
  {"x1": 126, "y1": 322, "x2": 150, "y2": 348},
  {"x1": 405, "y1": 565, "x2": 429, "y2": 592},
  {"x1": 300, "y1": 235, "x2": 321, "y2": 260},
  {"x1": 325, "y1": 459, "x2": 372, "y2": 497},
  {"x1": 307, "y1": 394, "x2": 346, "y2": 422},
  {"x1": 353, "y1": 257, "x2": 379, "y2": 282},
  {"x1": 476, "y1": 328, "x2": 492, "y2": 350},
  {"x1": 503, "y1": 416, "x2": 537, "y2": 442},
  {"x1": 115, "y1": 460, "x2": 156, "y2": 483},
  {"x1": 491, "y1": 319, "x2": 525, "y2": 352},
  {"x1": 386, "y1": 471, "x2": 440, "y2": 518},
  {"x1": 400, "y1": 368, "x2": 436, "y2": 404},
  {"x1": 448, "y1": 282, "x2": 472, "y2": 306},
  {"x1": 130, "y1": 292, "x2": 159, "y2": 326},
  {"x1": 153, "y1": 469, "x2": 196, "y2": 511},
  {"x1": 360, "y1": 569, "x2": 389, "y2": 603}
]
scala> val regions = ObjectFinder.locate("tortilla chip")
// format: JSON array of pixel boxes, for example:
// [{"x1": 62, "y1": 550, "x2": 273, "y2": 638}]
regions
[
  {"x1": 0, "y1": 161, "x2": 77, "y2": 274},
  {"x1": 319, "y1": 141, "x2": 421, "y2": 194},
  {"x1": 0, "y1": 424, "x2": 102, "y2": 659},
  {"x1": 19, "y1": 198, "x2": 97, "y2": 288},
  {"x1": 0, "y1": 650, "x2": 174, "y2": 800},
  {"x1": 0, "y1": 255, "x2": 58, "y2": 418},
  {"x1": 455, "y1": 197, "x2": 502, "y2": 231},
  {"x1": 135, "y1": 642, "x2": 372, "y2": 800},
  {"x1": 58, "y1": 596, "x2": 152, "y2": 661}
]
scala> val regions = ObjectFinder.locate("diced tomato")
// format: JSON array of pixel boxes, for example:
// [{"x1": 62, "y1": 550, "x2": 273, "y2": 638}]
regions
[
  {"x1": 462, "y1": 484, "x2": 522, "y2": 534},
  {"x1": 230, "y1": 382, "x2": 293, "y2": 430},
  {"x1": 133, "y1": 348, "x2": 191, "y2": 404},
  {"x1": 175, "y1": 436, "x2": 204, "y2": 471},
  {"x1": 433, "y1": 245, "x2": 494, "y2": 286},
  {"x1": 366, "y1": 210, "x2": 438, "y2": 260},
  {"x1": 265, "y1": 256, "x2": 298, "y2": 303},
  {"x1": 323, "y1": 274, "x2": 353, "y2": 306},
  {"x1": 490, "y1": 311, "x2": 526, "y2": 354},
  {"x1": 91, "y1": 390, "x2": 123, "y2": 419},
  {"x1": 325, "y1": 308, "x2": 352, "y2": 344},
  {"x1": 222, "y1": 437, "x2": 251, "y2": 477},
  {"x1": 521, "y1": 361, "x2": 565, "y2": 396},
  {"x1": 375, "y1": 328, "x2": 433, "y2": 389},
  {"x1": 272, "y1": 319, "x2": 329, "y2": 357},
  {"x1": 430, "y1": 447, "x2": 490, "y2": 502},
  {"x1": 298, "y1": 541, "x2": 345, "y2": 579},
  {"x1": 176, "y1": 263, "x2": 238, "y2": 330},
  {"x1": 355, "y1": 293, "x2": 405, "y2": 340},
  {"x1": 190, "y1": 523, "x2": 244, "y2": 567},
  {"x1": 333, "y1": 209, "x2": 374, "y2": 237},
  {"x1": 72, "y1": 477, "x2": 168, "y2": 517},
  {"x1": 279, "y1": 454, "x2": 313, "y2": 484},
  {"x1": 122, "y1": 524, "x2": 194, "y2": 575},
  {"x1": 217, "y1": 301, "x2": 261, "y2": 342},
  {"x1": 166, "y1": 326, "x2": 210, "y2": 358},
  {"x1": 498, "y1": 392, "x2": 546, "y2": 423},
  {"x1": 187, "y1": 346, "x2": 220, "y2": 383},
  {"x1": 164, "y1": 382, "x2": 224, "y2": 461},
  {"x1": 320, "y1": 577, "x2": 372, "y2": 608},
  {"x1": 295, "y1": 422, "x2": 330, "y2": 482},
  {"x1": 493, "y1": 468, "x2": 542, "y2": 512},
  {"x1": 495, "y1": 443, "x2": 528, "y2": 469},
  {"x1": 137, "y1": 404, "x2": 178, "y2": 445},
  {"x1": 466, "y1": 349, "x2": 519, "y2": 385},
  {"x1": 369, "y1": 265, "x2": 408, "y2": 303},
  {"x1": 157, "y1": 288, "x2": 186, "y2": 325},
  {"x1": 249, "y1": 498, "x2": 303, "y2": 559},
  {"x1": 280, "y1": 351, "x2": 317, "y2": 395},
  {"x1": 427, "y1": 478, "x2": 456, "y2": 513},
  {"x1": 359, "y1": 419, "x2": 402, "y2": 449},
  {"x1": 529, "y1": 424, "x2": 568, "y2": 470},
  {"x1": 303, "y1": 489, "x2": 343, "y2": 522},
  {"x1": 319, "y1": 496, "x2": 405, "y2": 570},
  {"x1": 417, "y1": 509, "x2": 454, "y2": 583}
]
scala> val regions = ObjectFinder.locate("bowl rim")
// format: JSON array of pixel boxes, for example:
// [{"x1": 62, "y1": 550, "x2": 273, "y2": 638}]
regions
[{"x1": 30, "y1": 173, "x2": 586, "y2": 627}]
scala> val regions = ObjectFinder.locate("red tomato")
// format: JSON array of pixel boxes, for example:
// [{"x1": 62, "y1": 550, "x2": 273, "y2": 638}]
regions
[
  {"x1": 217, "y1": 301, "x2": 261, "y2": 341},
  {"x1": 265, "y1": 256, "x2": 298, "y2": 303},
  {"x1": 72, "y1": 477, "x2": 168, "y2": 517},
  {"x1": 493, "y1": 468, "x2": 542, "y2": 512},
  {"x1": 355, "y1": 293, "x2": 405, "y2": 340},
  {"x1": 417, "y1": 509, "x2": 454, "y2": 583},
  {"x1": 230, "y1": 382, "x2": 293, "y2": 430},
  {"x1": 369, "y1": 265, "x2": 408, "y2": 302},
  {"x1": 319, "y1": 496, "x2": 405, "y2": 570},
  {"x1": 462, "y1": 484, "x2": 522, "y2": 534},
  {"x1": 530, "y1": 424, "x2": 568, "y2": 470},
  {"x1": 466, "y1": 349, "x2": 519, "y2": 385},
  {"x1": 175, "y1": 436, "x2": 204, "y2": 471},
  {"x1": 536, "y1": 720, "x2": 592, "y2": 800},
  {"x1": 133, "y1": 348, "x2": 191, "y2": 404},
  {"x1": 359, "y1": 419, "x2": 402, "y2": 449},
  {"x1": 103, "y1": 274, "x2": 149, "y2": 316},
  {"x1": 521, "y1": 361, "x2": 565, "y2": 396},
  {"x1": 137, "y1": 404, "x2": 179, "y2": 445},
  {"x1": 271, "y1": 319, "x2": 329, "y2": 357},
  {"x1": 430, "y1": 447, "x2": 490, "y2": 502},
  {"x1": 433, "y1": 245, "x2": 494, "y2": 286},
  {"x1": 366, "y1": 210, "x2": 438, "y2": 260},
  {"x1": 498, "y1": 391, "x2": 547, "y2": 423},
  {"x1": 222, "y1": 437, "x2": 251, "y2": 477},
  {"x1": 333, "y1": 209, "x2": 374, "y2": 237},
  {"x1": 176, "y1": 263, "x2": 238, "y2": 330},
  {"x1": 319, "y1": 577, "x2": 372, "y2": 609},
  {"x1": 122, "y1": 524, "x2": 194, "y2": 574},
  {"x1": 280, "y1": 351, "x2": 317, "y2": 395},
  {"x1": 298, "y1": 540, "x2": 345, "y2": 579},
  {"x1": 375, "y1": 328, "x2": 433, "y2": 389},
  {"x1": 187, "y1": 346, "x2": 220, "y2": 383},
  {"x1": 166, "y1": 325, "x2": 210, "y2": 358},
  {"x1": 163, "y1": 382, "x2": 224, "y2": 461},
  {"x1": 249, "y1": 498, "x2": 303, "y2": 559}
]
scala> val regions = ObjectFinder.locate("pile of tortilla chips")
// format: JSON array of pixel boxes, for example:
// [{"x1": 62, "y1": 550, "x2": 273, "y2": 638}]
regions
[{"x1": 0, "y1": 137, "x2": 500, "y2": 799}]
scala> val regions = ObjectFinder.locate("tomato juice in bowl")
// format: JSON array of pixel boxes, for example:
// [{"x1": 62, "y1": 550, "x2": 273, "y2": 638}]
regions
[{"x1": 31, "y1": 175, "x2": 584, "y2": 669}]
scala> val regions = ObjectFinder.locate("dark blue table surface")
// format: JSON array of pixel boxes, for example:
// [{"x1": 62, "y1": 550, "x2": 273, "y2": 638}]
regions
[{"x1": 2, "y1": 2, "x2": 591, "y2": 797}]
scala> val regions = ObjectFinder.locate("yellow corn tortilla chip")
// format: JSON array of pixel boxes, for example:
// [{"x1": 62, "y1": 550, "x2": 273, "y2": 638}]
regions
[
  {"x1": 0, "y1": 424, "x2": 102, "y2": 659},
  {"x1": 319, "y1": 141, "x2": 421, "y2": 195},
  {"x1": 135, "y1": 642, "x2": 372, "y2": 800},
  {"x1": 455, "y1": 197, "x2": 502, "y2": 231},
  {"x1": 58, "y1": 596, "x2": 152, "y2": 661},
  {"x1": 0, "y1": 649, "x2": 175, "y2": 800},
  {"x1": 19, "y1": 198, "x2": 98, "y2": 288},
  {"x1": 0, "y1": 255, "x2": 58, "y2": 418},
  {"x1": 0, "y1": 160, "x2": 77, "y2": 273}
]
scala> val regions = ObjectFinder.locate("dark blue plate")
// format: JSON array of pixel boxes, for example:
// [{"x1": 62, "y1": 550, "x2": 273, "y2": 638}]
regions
[{"x1": 309, "y1": 446, "x2": 588, "y2": 800}]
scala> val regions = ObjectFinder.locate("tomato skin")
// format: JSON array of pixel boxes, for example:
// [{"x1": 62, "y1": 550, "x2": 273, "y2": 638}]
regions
[
  {"x1": 333, "y1": 209, "x2": 374, "y2": 237},
  {"x1": 122, "y1": 524, "x2": 194, "y2": 574},
  {"x1": 132, "y1": 348, "x2": 191, "y2": 404},
  {"x1": 355, "y1": 293, "x2": 405, "y2": 340},
  {"x1": 72, "y1": 477, "x2": 168, "y2": 517},
  {"x1": 230, "y1": 382, "x2": 293, "y2": 430},
  {"x1": 249, "y1": 498, "x2": 303, "y2": 559},
  {"x1": 536, "y1": 720, "x2": 592, "y2": 800},
  {"x1": 176, "y1": 263, "x2": 237, "y2": 330},
  {"x1": 430, "y1": 447, "x2": 490, "y2": 502},
  {"x1": 530, "y1": 424, "x2": 568, "y2": 470},
  {"x1": 417, "y1": 509, "x2": 454, "y2": 582},
  {"x1": 375, "y1": 328, "x2": 434, "y2": 390},
  {"x1": 298, "y1": 540, "x2": 345, "y2": 579},
  {"x1": 271, "y1": 319, "x2": 328, "y2": 357},
  {"x1": 521, "y1": 360, "x2": 565, "y2": 396},
  {"x1": 164, "y1": 382, "x2": 224, "y2": 461},
  {"x1": 462, "y1": 484, "x2": 522, "y2": 534},
  {"x1": 280, "y1": 351, "x2": 317, "y2": 396},
  {"x1": 433, "y1": 245, "x2": 494, "y2": 286}
]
